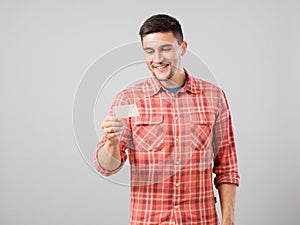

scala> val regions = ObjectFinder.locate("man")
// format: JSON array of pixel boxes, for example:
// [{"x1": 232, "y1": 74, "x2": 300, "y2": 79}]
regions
[{"x1": 94, "y1": 14, "x2": 240, "y2": 225}]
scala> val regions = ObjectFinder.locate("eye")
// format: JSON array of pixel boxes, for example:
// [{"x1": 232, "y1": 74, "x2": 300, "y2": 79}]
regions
[
  {"x1": 161, "y1": 47, "x2": 171, "y2": 52},
  {"x1": 144, "y1": 49, "x2": 154, "y2": 54}
]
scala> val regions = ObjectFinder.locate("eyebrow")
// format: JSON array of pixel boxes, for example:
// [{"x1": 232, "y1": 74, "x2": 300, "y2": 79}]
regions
[
  {"x1": 160, "y1": 44, "x2": 173, "y2": 48},
  {"x1": 143, "y1": 47, "x2": 153, "y2": 51},
  {"x1": 143, "y1": 44, "x2": 174, "y2": 50}
]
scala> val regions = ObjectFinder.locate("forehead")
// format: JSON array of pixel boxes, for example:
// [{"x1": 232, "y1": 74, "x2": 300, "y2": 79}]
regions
[{"x1": 142, "y1": 32, "x2": 178, "y2": 47}]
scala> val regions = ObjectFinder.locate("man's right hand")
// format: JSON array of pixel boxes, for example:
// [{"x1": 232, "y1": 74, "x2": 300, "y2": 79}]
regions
[{"x1": 101, "y1": 116, "x2": 123, "y2": 145}]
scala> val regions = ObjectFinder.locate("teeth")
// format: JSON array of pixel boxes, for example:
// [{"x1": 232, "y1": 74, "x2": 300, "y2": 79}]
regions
[{"x1": 156, "y1": 65, "x2": 168, "y2": 69}]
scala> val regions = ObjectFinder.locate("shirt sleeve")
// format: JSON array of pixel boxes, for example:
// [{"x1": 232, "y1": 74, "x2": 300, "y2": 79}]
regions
[
  {"x1": 93, "y1": 91, "x2": 131, "y2": 177},
  {"x1": 213, "y1": 89, "x2": 240, "y2": 188}
]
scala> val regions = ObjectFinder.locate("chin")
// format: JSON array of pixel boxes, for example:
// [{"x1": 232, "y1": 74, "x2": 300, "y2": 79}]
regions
[
  {"x1": 154, "y1": 72, "x2": 173, "y2": 81},
  {"x1": 154, "y1": 68, "x2": 173, "y2": 81}
]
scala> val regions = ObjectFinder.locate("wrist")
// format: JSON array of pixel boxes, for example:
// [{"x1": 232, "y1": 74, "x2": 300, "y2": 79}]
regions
[
  {"x1": 105, "y1": 139, "x2": 119, "y2": 148},
  {"x1": 221, "y1": 217, "x2": 234, "y2": 225}
]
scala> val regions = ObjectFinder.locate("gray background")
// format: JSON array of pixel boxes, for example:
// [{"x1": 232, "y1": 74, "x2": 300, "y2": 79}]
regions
[{"x1": 1, "y1": 0, "x2": 299, "y2": 224}]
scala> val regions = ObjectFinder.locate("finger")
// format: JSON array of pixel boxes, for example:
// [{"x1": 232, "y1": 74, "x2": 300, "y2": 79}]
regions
[
  {"x1": 106, "y1": 131, "x2": 122, "y2": 139},
  {"x1": 105, "y1": 116, "x2": 122, "y2": 122},
  {"x1": 104, "y1": 126, "x2": 122, "y2": 134},
  {"x1": 102, "y1": 121, "x2": 123, "y2": 129}
]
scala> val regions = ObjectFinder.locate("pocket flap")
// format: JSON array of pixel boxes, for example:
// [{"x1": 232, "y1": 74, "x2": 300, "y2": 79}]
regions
[
  {"x1": 133, "y1": 114, "x2": 163, "y2": 125},
  {"x1": 189, "y1": 112, "x2": 214, "y2": 125}
]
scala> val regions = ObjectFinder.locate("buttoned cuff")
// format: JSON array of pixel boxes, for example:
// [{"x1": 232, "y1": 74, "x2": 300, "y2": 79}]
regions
[
  {"x1": 214, "y1": 173, "x2": 240, "y2": 188},
  {"x1": 93, "y1": 141, "x2": 127, "y2": 177}
]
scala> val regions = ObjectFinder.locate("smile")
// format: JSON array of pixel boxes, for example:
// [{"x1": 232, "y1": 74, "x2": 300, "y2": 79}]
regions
[{"x1": 153, "y1": 64, "x2": 170, "y2": 70}]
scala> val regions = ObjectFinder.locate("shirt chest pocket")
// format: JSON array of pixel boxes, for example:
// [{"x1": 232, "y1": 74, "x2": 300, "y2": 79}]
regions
[
  {"x1": 131, "y1": 115, "x2": 164, "y2": 151},
  {"x1": 190, "y1": 112, "x2": 214, "y2": 151}
]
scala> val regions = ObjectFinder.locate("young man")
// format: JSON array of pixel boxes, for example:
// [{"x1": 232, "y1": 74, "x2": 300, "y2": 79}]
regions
[{"x1": 94, "y1": 14, "x2": 240, "y2": 225}]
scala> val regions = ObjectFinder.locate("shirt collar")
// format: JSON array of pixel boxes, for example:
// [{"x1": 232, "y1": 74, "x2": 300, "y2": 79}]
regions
[
  {"x1": 147, "y1": 74, "x2": 163, "y2": 96},
  {"x1": 146, "y1": 69, "x2": 201, "y2": 96},
  {"x1": 181, "y1": 69, "x2": 202, "y2": 94}
]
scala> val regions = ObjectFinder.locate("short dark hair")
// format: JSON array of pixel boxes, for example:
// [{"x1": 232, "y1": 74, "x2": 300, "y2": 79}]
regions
[{"x1": 139, "y1": 14, "x2": 184, "y2": 44}]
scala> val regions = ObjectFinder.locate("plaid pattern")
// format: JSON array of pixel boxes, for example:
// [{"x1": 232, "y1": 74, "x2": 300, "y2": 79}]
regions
[{"x1": 94, "y1": 71, "x2": 240, "y2": 225}]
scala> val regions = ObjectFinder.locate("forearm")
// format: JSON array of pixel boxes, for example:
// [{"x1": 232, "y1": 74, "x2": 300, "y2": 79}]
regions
[
  {"x1": 97, "y1": 141, "x2": 122, "y2": 171},
  {"x1": 218, "y1": 183, "x2": 237, "y2": 225}
]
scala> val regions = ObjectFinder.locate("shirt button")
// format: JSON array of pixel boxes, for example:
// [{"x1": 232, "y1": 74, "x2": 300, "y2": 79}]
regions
[
  {"x1": 175, "y1": 116, "x2": 179, "y2": 120},
  {"x1": 174, "y1": 182, "x2": 180, "y2": 187},
  {"x1": 174, "y1": 205, "x2": 179, "y2": 209},
  {"x1": 175, "y1": 138, "x2": 179, "y2": 142},
  {"x1": 176, "y1": 161, "x2": 180, "y2": 165}
]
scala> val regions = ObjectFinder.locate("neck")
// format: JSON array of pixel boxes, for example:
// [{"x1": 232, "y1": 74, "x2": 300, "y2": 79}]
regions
[{"x1": 161, "y1": 69, "x2": 186, "y2": 88}]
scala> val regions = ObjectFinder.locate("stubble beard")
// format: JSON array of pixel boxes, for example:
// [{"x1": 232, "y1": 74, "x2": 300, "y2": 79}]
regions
[
  {"x1": 155, "y1": 70, "x2": 175, "y2": 82},
  {"x1": 153, "y1": 64, "x2": 176, "y2": 82}
]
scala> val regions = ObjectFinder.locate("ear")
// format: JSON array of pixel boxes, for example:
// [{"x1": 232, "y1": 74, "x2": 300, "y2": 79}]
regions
[{"x1": 180, "y1": 41, "x2": 188, "y2": 56}]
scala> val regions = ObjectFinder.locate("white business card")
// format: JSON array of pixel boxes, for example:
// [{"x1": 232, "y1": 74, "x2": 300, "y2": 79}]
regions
[{"x1": 113, "y1": 104, "x2": 140, "y2": 118}]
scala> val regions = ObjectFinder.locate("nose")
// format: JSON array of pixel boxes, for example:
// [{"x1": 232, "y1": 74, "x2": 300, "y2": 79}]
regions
[
  {"x1": 153, "y1": 51, "x2": 163, "y2": 63},
  {"x1": 147, "y1": 51, "x2": 163, "y2": 63}
]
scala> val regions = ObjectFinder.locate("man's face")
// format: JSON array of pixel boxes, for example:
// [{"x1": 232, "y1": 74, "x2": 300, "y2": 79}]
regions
[{"x1": 142, "y1": 32, "x2": 187, "y2": 83}]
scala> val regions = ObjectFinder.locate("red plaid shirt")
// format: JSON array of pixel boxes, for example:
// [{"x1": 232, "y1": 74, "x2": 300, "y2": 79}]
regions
[{"x1": 94, "y1": 71, "x2": 240, "y2": 225}]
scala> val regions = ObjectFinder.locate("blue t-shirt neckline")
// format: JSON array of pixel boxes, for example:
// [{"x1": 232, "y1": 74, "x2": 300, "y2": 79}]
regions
[{"x1": 166, "y1": 86, "x2": 182, "y2": 93}]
